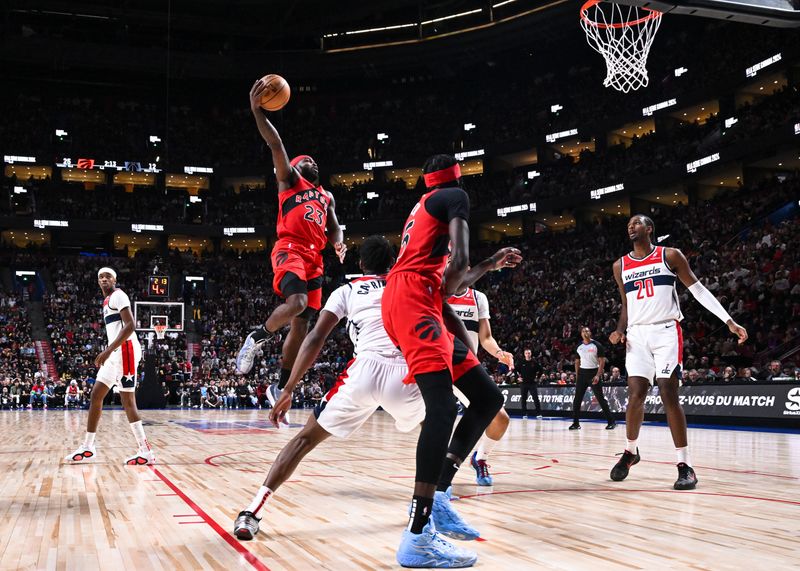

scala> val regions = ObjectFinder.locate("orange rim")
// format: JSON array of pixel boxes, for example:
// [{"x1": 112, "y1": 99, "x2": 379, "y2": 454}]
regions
[{"x1": 580, "y1": 0, "x2": 661, "y2": 29}]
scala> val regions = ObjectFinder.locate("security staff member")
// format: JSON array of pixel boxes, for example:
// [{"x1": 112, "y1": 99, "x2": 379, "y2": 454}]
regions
[{"x1": 570, "y1": 327, "x2": 616, "y2": 430}]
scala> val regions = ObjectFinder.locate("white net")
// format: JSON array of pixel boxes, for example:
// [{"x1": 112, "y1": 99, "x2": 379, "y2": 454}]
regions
[
  {"x1": 580, "y1": 1, "x2": 662, "y2": 93},
  {"x1": 153, "y1": 325, "x2": 167, "y2": 340}
]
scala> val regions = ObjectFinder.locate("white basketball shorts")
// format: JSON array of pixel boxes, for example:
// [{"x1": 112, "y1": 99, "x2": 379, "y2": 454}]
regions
[
  {"x1": 96, "y1": 339, "x2": 142, "y2": 393},
  {"x1": 315, "y1": 352, "x2": 425, "y2": 438},
  {"x1": 625, "y1": 320, "x2": 684, "y2": 385}
]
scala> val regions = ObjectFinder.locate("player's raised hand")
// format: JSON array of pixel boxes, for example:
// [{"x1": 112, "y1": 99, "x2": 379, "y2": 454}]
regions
[
  {"x1": 334, "y1": 242, "x2": 347, "y2": 264},
  {"x1": 249, "y1": 78, "x2": 266, "y2": 112},
  {"x1": 489, "y1": 247, "x2": 522, "y2": 271},
  {"x1": 269, "y1": 391, "x2": 292, "y2": 428},
  {"x1": 727, "y1": 320, "x2": 748, "y2": 344},
  {"x1": 609, "y1": 330, "x2": 625, "y2": 345}
]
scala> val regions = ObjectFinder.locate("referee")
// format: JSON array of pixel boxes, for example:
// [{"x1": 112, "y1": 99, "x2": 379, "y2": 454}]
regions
[
  {"x1": 516, "y1": 348, "x2": 542, "y2": 419},
  {"x1": 569, "y1": 327, "x2": 616, "y2": 430}
]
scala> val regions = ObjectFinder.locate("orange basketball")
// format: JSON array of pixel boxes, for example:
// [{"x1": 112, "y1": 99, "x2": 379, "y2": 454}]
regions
[{"x1": 259, "y1": 74, "x2": 291, "y2": 112}]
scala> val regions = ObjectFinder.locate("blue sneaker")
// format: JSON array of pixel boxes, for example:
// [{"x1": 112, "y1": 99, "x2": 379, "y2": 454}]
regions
[
  {"x1": 397, "y1": 520, "x2": 477, "y2": 568},
  {"x1": 236, "y1": 328, "x2": 277, "y2": 374},
  {"x1": 431, "y1": 487, "x2": 480, "y2": 540},
  {"x1": 470, "y1": 452, "x2": 493, "y2": 487}
]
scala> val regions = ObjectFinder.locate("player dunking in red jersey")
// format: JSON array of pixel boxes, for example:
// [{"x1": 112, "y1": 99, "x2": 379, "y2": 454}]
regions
[
  {"x1": 237, "y1": 78, "x2": 346, "y2": 398},
  {"x1": 383, "y1": 154, "x2": 521, "y2": 568}
]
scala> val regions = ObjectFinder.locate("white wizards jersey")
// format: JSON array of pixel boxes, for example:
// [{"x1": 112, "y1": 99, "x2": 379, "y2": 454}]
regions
[
  {"x1": 621, "y1": 246, "x2": 683, "y2": 326},
  {"x1": 102, "y1": 289, "x2": 140, "y2": 346},
  {"x1": 323, "y1": 275, "x2": 402, "y2": 359},
  {"x1": 446, "y1": 288, "x2": 490, "y2": 354}
]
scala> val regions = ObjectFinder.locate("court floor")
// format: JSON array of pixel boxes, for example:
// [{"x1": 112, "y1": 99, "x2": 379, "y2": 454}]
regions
[{"x1": 0, "y1": 408, "x2": 798, "y2": 570}]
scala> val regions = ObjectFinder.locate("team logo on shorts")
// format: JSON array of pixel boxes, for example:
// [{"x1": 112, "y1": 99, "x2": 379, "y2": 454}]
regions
[
  {"x1": 121, "y1": 375, "x2": 135, "y2": 389},
  {"x1": 275, "y1": 251, "x2": 289, "y2": 266},
  {"x1": 415, "y1": 316, "x2": 442, "y2": 341}
]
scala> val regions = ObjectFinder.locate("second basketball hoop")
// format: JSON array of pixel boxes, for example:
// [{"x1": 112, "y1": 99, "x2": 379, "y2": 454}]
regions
[{"x1": 580, "y1": 0, "x2": 663, "y2": 93}]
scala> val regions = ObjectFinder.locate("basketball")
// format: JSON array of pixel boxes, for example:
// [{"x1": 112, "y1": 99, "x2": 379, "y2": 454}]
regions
[{"x1": 259, "y1": 74, "x2": 290, "y2": 111}]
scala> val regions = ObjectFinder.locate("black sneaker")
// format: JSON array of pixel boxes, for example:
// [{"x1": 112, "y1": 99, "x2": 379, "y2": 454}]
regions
[
  {"x1": 674, "y1": 462, "x2": 698, "y2": 490},
  {"x1": 606, "y1": 422, "x2": 617, "y2": 430},
  {"x1": 568, "y1": 422, "x2": 581, "y2": 430},
  {"x1": 610, "y1": 448, "x2": 640, "y2": 481}
]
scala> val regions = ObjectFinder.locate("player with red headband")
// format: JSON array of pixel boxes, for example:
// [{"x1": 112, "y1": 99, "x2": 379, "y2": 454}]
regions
[
  {"x1": 383, "y1": 154, "x2": 522, "y2": 568},
  {"x1": 237, "y1": 78, "x2": 346, "y2": 406}
]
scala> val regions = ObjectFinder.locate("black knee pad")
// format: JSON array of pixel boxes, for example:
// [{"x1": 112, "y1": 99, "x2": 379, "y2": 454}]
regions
[
  {"x1": 455, "y1": 365, "x2": 503, "y2": 419},
  {"x1": 297, "y1": 305, "x2": 317, "y2": 320},
  {"x1": 416, "y1": 372, "x2": 458, "y2": 426}
]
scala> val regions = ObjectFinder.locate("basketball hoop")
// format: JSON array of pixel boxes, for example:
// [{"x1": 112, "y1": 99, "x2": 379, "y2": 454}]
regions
[
  {"x1": 153, "y1": 325, "x2": 167, "y2": 340},
  {"x1": 580, "y1": 0, "x2": 662, "y2": 93}
]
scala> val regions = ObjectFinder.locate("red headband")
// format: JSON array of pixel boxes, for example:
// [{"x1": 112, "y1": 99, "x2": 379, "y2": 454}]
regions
[
  {"x1": 291, "y1": 155, "x2": 313, "y2": 167},
  {"x1": 423, "y1": 164, "x2": 461, "y2": 188}
]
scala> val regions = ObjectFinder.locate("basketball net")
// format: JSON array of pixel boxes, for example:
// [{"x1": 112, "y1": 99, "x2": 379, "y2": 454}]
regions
[
  {"x1": 580, "y1": 0, "x2": 662, "y2": 93},
  {"x1": 153, "y1": 325, "x2": 167, "y2": 340}
]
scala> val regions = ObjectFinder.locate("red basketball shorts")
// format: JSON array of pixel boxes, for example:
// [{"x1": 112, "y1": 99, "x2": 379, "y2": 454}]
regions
[
  {"x1": 271, "y1": 240, "x2": 324, "y2": 310},
  {"x1": 382, "y1": 272, "x2": 480, "y2": 384}
]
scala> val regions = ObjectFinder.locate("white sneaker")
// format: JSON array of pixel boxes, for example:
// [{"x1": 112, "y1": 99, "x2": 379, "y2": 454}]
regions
[
  {"x1": 65, "y1": 445, "x2": 97, "y2": 463},
  {"x1": 125, "y1": 449, "x2": 156, "y2": 466}
]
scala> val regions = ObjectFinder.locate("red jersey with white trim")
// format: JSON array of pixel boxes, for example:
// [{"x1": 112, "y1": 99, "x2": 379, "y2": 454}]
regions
[
  {"x1": 620, "y1": 246, "x2": 683, "y2": 326},
  {"x1": 389, "y1": 186, "x2": 470, "y2": 288},
  {"x1": 276, "y1": 172, "x2": 332, "y2": 251}
]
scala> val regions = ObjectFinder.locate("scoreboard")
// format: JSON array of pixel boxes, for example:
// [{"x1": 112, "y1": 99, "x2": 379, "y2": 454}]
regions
[{"x1": 148, "y1": 276, "x2": 169, "y2": 298}]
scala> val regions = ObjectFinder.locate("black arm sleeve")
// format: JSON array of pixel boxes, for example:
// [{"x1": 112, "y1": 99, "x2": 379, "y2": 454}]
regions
[
  {"x1": 594, "y1": 341, "x2": 606, "y2": 358},
  {"x1": 424, "y1": 187, "x2": 470, "y2": 224}
]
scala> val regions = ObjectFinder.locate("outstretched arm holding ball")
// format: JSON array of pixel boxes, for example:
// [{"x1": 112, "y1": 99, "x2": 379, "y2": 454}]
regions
[{"x1": 249, "y1": 77, "x2": 297, "y2": 192}]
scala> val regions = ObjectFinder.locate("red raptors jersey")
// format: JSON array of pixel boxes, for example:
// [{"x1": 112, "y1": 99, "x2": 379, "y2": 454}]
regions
[
  {"x1": 389, "y1": 186, "x2": 470, "y2": 287},
  {"x1": 276, "y1": 174, "x2": 332, "y2": 251}
]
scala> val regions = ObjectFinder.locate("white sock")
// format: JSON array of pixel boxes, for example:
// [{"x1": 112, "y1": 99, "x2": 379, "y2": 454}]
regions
[
  {"x1": 83, "y1": 432, "x2": 96, "y2": 448},
  {"x1": 625, "y1": 439, "x2": 638, "y2": 453},
  {"x1": 476, "y1": 435, "x2": 500, "y2": 462},
  {"x1": 676, "y1": 446, "x2": 691, "y2": 466},
  {"x1": 245, "y1": 486, "x2": 273, "y2": 516},
  {"x1": 129, "y1": 421, "x2": 151, "y2": 452}
]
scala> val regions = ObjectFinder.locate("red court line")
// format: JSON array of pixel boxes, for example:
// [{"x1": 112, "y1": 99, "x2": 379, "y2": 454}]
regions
[
  {"x1": 533, "y1": 466, "x2": 551, "y2": 471},
  {"x1": 150, "y1": 467, "x2": 271, "y2": 571},
  {"x1": 457, "y1": 487, "x2": 800, "y2": 507},
  {"x1": 475, "y1": 537, "x2": 488, "y2": 543}
]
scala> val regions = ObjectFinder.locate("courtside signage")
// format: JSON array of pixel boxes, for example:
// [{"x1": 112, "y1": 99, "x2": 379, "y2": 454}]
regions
[
  {"x1": 745, "y1": 53, "x2": 781, "y2": 78},
  {"x1": 363, "y1": 161, "x2": 393, "y2": 170},
  {"x1": 590, "y1": 183, "x2": 624, "y2": 200},
  {"x1": 455, "y1": 149, "x2": 485, "y2": 160},
  {"x1": 686, "y1": 153, "x2": 720, "y2": 173}
]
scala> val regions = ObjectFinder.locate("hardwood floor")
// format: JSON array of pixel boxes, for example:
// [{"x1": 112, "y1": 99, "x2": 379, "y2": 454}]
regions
[{"x1": 0, "y1": 408, "x2": 797, "y2": 570}]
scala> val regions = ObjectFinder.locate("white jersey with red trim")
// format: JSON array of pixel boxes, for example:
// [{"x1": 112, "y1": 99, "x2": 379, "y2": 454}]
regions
[
  {"x1": 323, "y1": 275, "x2": 402, "y2": 359},
  {"x1": 446, "y1": 288, "x2": 490, "y2": 354},
  {"x1": 621, "y1": 246, "x2": 683, "y2": 327},
  {"x1": 102, "y1": 289, "x2": 140, "y2": 347}
]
